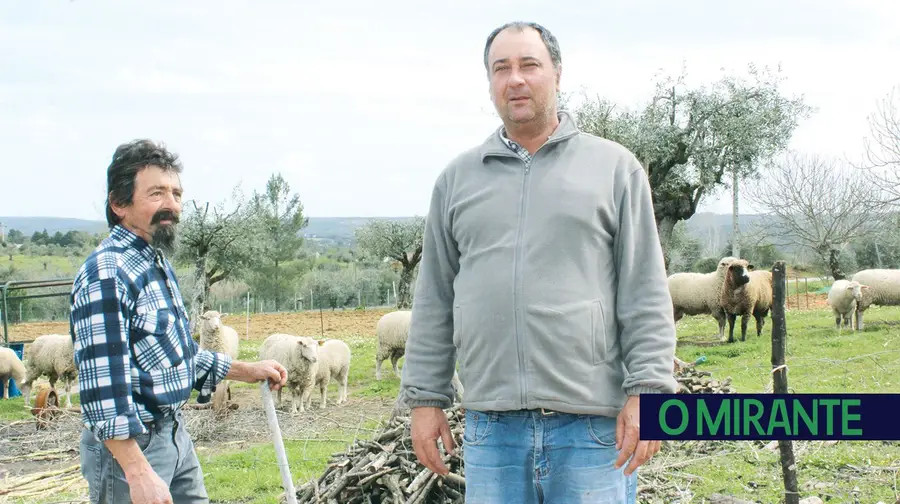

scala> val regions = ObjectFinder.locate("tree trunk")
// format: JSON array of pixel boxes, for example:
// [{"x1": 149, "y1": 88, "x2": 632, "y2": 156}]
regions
[
  {"x1": 657, "y1": 216, "x2": 677, "y2": 273},
  {"x1": 190, "y1": 256, "x2": 210, "y2": 336},
  {"x1": 732, "y1": 167, "x2": 741, "y2": 258},
  {"x1": 828, "y1": 249, "x2": 846, "y2": 280},
  {"x1": 397, "y1": 266, "x2": 414, "y2": 309}
]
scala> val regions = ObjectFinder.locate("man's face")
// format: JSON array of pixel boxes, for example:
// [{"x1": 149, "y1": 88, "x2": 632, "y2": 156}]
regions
[
  {"x1": 112, "y1": 165, "x2": 183, "y2": 254},
  {"x1": 487, "y1": 27, "x2": 560, "y2": 126}
]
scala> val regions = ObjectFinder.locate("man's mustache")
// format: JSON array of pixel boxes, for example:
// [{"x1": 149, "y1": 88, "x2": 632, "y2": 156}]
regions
[{"x1": 151, "y1": 210, "x2": 180, "y2": 225}]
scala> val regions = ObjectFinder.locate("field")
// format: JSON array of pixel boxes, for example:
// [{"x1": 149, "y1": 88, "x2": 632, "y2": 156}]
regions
[{"x1": 2, "y1": 297, "x2": 900, "y2": 503}]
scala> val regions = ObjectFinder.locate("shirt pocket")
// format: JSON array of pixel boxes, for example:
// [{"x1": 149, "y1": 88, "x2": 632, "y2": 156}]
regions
[{"x1": 130, "y1": 307, "x2": 185, "y2": 371}]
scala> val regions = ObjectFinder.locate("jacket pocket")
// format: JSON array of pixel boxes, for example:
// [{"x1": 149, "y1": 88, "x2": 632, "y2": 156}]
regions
[{"x1": 591, "y1": 299, "x2": 609, "y2": 365}]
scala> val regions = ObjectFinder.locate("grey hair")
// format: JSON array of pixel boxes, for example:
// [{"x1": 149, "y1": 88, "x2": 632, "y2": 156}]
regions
[{"x1": 483, "y1": 21, "x2": 562, "y2": 74}]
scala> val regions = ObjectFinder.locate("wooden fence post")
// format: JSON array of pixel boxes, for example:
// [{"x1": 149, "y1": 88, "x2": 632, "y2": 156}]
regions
[{"x1": 771, "y1": 261, "x2": 799, "y2": 504}]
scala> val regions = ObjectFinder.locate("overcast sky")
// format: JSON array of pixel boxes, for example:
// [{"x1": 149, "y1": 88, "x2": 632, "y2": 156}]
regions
[{"x1": 1, "y1": 0, "x2": 898, "y2": 221}]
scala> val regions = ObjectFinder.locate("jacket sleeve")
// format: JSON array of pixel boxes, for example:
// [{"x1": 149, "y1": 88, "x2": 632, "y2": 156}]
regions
[
  {"x1": 614, "y1": 159, "x2": 678, "y2": 395},
  {"x1": 398, "y1": 172, "x2": 461, "y2": 409}
]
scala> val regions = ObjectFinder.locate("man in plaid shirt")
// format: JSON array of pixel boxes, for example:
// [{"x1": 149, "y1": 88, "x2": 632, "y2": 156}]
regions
[{"x1": 72, "y1": 139, "x2": 288, "y2": 504}]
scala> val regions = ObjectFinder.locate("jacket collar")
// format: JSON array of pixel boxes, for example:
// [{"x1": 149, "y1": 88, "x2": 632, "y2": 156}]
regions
[{"x1": 480, "y1": 109, "x2": 580, "y2": 161}]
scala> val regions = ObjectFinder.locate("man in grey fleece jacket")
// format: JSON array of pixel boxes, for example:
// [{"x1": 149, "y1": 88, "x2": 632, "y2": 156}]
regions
[{"x1": 399, "y1": 21, "x2": 677, "y2": 503}]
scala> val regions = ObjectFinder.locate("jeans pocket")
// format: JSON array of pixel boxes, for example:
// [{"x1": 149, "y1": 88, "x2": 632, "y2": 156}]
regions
[
  {"x1": 464, "y1": 410, "x2": 497, "y2": 446},
  {"x1": 586, "y1": 415, "x2": 617, "y2": 447}
]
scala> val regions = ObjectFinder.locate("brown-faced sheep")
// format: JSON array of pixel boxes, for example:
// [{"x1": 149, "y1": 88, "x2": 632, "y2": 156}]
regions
[
  {"x1": 719, "y1": 259, "x2": 773, "y2": 343},
  {"x1": 667, "y1": 256, "x2": 737, "y2": 339}
]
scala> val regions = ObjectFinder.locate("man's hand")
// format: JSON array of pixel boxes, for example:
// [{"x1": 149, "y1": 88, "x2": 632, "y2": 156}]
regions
[
  {"x1": 226, "y1": 360, "x2": 288, "y2": 391},
  {"x1": 614, "y1": 395, "x2": 661, "y2": 476},
  {"x1": 125, "y1": 466, "x2": 173, "y2": 504},
  {"x1": 104, "y1": 438, "x2": 172, "y2": 504},
  {"x1": 410, "y1": 406, "x2": 456, "y2": 475}
]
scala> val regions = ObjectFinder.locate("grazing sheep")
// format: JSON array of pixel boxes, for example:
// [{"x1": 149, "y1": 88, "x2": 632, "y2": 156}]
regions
[
  {"x1": 719, "y1": 259, "x2": 774, "y2": 343},
  {"x1": 850, "y1": 269, "x2": 900, "y2": 331},
  {"x1": 667, "y1": 257, "x2": 737, "y2": 339},
  {"x1": 310, "y1": 338, "x2": 352, "y2": 409},
  {"x1": 198, "y1": 310, "x2": 240, "y2": 410},
  {"x1": 258, "y1": 333, "x2": 319, "y2": 413},
  {"x1": 376, "y1": 310, "x2": 412, "y2": 380},
  {"x1": 0, "y1": 347, "x2": 26, "y2": 400},
  {"x1": 374, "y1": 310, "x2": 464, "y2": 396},
  {"x1": 827, "y1": 279, "x2": 869, "y2": 330},
  {"x1": 21, "y1": 334, "x2": 77, "y2": 408}
]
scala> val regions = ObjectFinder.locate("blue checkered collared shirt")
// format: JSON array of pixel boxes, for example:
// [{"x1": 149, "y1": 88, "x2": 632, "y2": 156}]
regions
[
  {"x1": 70, "y1": 225, "x2": 233, "y2": 441},
  {"x1": 500, "y1": 128, "x2": 533, "y2": 167}
]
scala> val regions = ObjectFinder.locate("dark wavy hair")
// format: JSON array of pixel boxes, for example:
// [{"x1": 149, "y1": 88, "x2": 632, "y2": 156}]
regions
[{"x1": 105, "y1": 139, "x2": 183, "y2": 228}]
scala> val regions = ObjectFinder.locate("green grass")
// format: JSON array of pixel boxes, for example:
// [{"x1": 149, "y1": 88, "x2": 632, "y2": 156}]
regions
[
  {"x1": 200, "y1": 422, "x2": 383, "y2": 504},
  {"x1": 667, "y1": 305, "x2": 900, "y2": 502}
]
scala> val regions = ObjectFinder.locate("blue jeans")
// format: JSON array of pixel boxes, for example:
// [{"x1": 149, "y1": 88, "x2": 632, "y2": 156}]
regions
[
  {"x1": 463, "y1": 409, "x2": 638, "y2": 503},
  {"x1": 80, "y1": 410, "x2": 209, "y2": 503}
]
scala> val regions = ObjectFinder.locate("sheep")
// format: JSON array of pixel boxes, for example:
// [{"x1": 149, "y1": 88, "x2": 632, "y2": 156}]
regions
[
  {"x1": 198, "y1": 310, "x2": 240, "y2": 411},
  {"x1": 0, "y1": 347, "x2": 26, "y2": 400},
  {"x1": 376, "y1": 310, "x2": 412, "y2": 380},
  {"x1": 667, "y1": 256, "x2": 737, "y2": 340},
  {"x1": 374, "y1": 310, "x2": 464, "y2": 401},
  {"x1": 827, "y1": 279, "x2": 869, "y2": 330},
  {"x1": 258, "y1": 333, "x2": 319, "y2": 413},
  {"x1": 718, "y1": 259, "x2": 773, "y2": 343},
  {"x1": 21, "y1": 334, "x2": 77, "y2": 408},
  {"x1": 310, "y1": 338, "x2": 352, "y2": 409},
  {"x1": 850, "y1": 269, "x2": 900, "y2": 331}
]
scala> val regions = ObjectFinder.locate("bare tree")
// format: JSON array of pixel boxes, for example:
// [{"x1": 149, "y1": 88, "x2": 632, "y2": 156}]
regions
[
  {"x1": 746, "y1": 152, "x2": 887, "y2": 279},
  {"x1": 859, "y1": 85, "x2": 900, "y2": 204}
]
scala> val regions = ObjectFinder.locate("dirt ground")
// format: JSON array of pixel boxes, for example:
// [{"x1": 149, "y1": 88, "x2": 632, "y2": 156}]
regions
[
  {"x1": 5, "y1": 307, "x2": 394, "y2": 344},
  {"x1": 0, "y1": 309, "x2": 399, "y2": 501}
]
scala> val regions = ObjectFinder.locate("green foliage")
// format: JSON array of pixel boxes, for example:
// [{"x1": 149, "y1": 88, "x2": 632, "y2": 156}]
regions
[
  {"x1": 691, "y1": 257, "x2": 720, "y2": 273},
  {"x1": 248, "y1": 173, "x2": 310, "y2": 310},
  {"x1": 569, "y1": 63, "x2": 813, "y2": 250}
]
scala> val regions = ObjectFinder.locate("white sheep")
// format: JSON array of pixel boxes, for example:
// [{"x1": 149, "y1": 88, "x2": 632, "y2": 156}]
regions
[
  {"x1": 310, "y1": 338, "x2": 351, "y2": 409},
  {"x1": 667, "y1": 257, "x2": 737, "y2": 340},
  {"x1": 0, "y1": 347, "x2": 26, "y2": 400},
  {"x1": 21, "y1": 334, "x2": 77, "y2": 408},
  {"x1": 374, "y1": 310, "x2": 464, "y2": 401},
  {"x1": 850, "y1": 269, "x2": 900, "y2": 331},
  {"x1": 375, "y1": 310, "x2": 412, "y2": 380},
  {"x1": 827, "y1": 279, "x2": 869, "y2": 330},
  {"x1": 258, "y1": 333, "x2": 319, "y2": 413},
  {"x1": 198, "y1": 310, "x2": 240, "y2": 410}
]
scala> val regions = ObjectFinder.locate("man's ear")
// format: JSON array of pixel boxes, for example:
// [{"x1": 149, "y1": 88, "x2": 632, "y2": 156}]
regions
[{"x1": 109, "y1": 193, "x2": 128, "y2": 220}]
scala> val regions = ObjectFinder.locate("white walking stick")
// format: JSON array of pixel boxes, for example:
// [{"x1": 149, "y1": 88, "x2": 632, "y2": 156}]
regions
[{"x1": 260, "y1": 382, "x2": 298, "y2": 504}]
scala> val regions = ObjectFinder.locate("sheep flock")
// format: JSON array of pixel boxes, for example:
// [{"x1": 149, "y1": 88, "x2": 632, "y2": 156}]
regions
[{"x1": 668, "y1": 258, "x2": 900, "y2": 342}]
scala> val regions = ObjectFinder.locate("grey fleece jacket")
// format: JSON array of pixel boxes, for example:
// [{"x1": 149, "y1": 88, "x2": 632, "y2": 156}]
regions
[{"x1": 399, "y1": 110, "x2": 678, "y2": 418}]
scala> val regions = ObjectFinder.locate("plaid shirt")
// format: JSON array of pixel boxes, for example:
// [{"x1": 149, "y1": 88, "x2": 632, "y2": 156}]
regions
[
  {"x1": 70, "y1": 225, "x2": 232, "y2": 441},
  {"x1": 500, "y1": 128, "x2": 533, "y2": 166}
]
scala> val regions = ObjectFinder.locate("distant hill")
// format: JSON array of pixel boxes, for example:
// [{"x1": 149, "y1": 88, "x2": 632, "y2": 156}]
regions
[
  {"x1": 0, "y1": 215, "x2": 418, "y2": 246},
  {"x1": 0, "y1": 216, "x2": 109, "y2": 236},
  {"x1": 2, "y1": 213, "x2": 777, "y2": 252}
]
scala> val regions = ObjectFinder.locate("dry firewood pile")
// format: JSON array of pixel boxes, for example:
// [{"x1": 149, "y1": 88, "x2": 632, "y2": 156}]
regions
[
  {"x1": 294, "y1": 405, "x2": 466, "y2": 504},
  {"x1": 675, "y1": 363, "x2": 737, "y2": 394},
  {"x1": 293, "y1": 359, "x2": 737, "y2": 503}
]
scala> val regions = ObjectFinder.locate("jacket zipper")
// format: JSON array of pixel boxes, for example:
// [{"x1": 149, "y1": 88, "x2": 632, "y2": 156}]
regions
[{"x1": 513, "y1": 159, "x2": 531, "y2": 408}]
